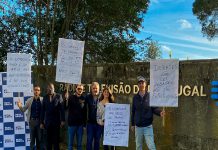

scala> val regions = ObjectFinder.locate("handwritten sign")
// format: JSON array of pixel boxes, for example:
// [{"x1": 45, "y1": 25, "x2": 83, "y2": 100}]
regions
[
  {"x1": 56, "y1": 38, "x2": 85, "y2": 84},
  {"x1": 7, "y1": 53, "x2": 31, "y2": 92},
  {"x1": 103, "y1": 104, "x2": 130, "y2": 147},
  {"x1": 150, "y1": 59, "x2": 179, "y2": 107}
]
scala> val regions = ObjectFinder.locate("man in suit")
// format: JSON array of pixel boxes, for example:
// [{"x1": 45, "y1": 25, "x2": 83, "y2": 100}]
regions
[{"x1": 40, "y1": 83, "x2": 65, "y2": 150}]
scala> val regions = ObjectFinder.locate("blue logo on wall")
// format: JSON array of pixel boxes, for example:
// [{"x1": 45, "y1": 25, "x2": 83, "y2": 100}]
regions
[
  {"x1": 15, "y1": 134, "x2": 25, "y2": 146},
  {"x1": 4, "y1": 122, "x2": 14, "y2": 135},
  {"x1": 3, "y1": 98, "x2": 13, "y2": 110},
  {"x1": 14, "y1": 110, "x2": 24, "y2": 122},
  {"x1": 211, "y1": 81, "x2": 218, "y2": 106}
]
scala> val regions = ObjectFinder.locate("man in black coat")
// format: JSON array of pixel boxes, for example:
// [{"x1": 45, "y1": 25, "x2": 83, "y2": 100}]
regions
[{"x1": 40, "y1": 83, "x2": 65, "y2": 150}]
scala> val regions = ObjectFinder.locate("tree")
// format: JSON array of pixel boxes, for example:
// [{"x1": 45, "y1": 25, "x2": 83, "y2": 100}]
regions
[
  {"x1": 193, "y1": 0, "x2": 218, "y2": 40},
  {"x1": 144, "y1": 41, "x2": 162, "y2": 61},
  {"x1": 0, "y1": 13, "x2": 37, "y2": 70},
  {"x1": 0, "y1": 0, "x2": 150, "y2": 67}
]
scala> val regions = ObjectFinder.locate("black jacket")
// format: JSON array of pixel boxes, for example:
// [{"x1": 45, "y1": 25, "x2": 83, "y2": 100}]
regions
[
  {"x1": 41, "y1": 93, "x2": 65, "y2": 127},
  {"x1": 65, "y1": 94, "x2": 86, "y2": 126},
  {"x1": 85, "y1": 94, "x2": 98, "y2": 124},
  {"x1": 131, "y1": 92, "x2": 161, "y2": 127}
]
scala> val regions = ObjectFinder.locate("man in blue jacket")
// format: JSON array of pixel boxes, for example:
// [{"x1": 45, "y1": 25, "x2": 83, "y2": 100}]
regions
[
  {"x1": 85, "y1": 82, "x2": 101, "y2": 150},
  {"x1": 131, "y1": 76, "x2": 165, "y2": 150}
]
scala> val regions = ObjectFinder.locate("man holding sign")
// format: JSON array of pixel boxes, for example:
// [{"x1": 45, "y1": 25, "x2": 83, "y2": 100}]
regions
[
  {"x1": 131, "y1": 76, "x2": 165, "y2": 150},
  {"x1": 65, "y1": 84, "x2": 86, "y2": 150}
]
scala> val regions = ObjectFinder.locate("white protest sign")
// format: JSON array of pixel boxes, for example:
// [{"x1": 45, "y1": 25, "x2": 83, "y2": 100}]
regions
[
  {"x1": 56, "y1": 38, "x2": 85, "y2": 84},
  {"x1": 7, "y1": 53, "x2": 31, "y2": 92},
  {"x1": 150, "y1": 59, "x2": 179, "y2": 107},
  {"x1": 103, "y1": 103, "x2": 130, "y2": 147}
]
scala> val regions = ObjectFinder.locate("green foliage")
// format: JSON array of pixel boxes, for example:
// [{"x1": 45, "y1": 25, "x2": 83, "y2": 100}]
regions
[
  {"x1": 193, "y1": 0, "x2": 218, "y2": 40},
  {"x1": 0, "y1": 12, "x2": 36, "y2": 71},
  {"x1": 144, "y1": 40, "x2": 162, "y2": 61},
  {"x1": 0, "y1": 0, "x2": 150, "y2": 67}
]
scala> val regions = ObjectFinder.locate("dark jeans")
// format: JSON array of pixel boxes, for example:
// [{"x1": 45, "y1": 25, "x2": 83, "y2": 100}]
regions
[
  {"x1": 41, "y1": 129, "x2": 47, "y2": 150},
  {"x1": 29, "y1": 119, "x2": 41, "y2": 150},
  {"x1": 46, "y1": 125, "x2": 60, "y2": 150},
  {"x1": 86, "y1": 123, "x2": 102, "y2": 150},
  {"x1": 68, "y1": 125, "x2": 83, "y2": 150}
]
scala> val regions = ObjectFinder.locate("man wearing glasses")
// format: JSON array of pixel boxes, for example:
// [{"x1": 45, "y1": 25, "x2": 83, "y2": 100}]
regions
[
  {"x1": 65, "y1": 84, "x2": 86, "y2": 150},
  {"x1": 17, "y1": 85, "x2": 43, "y2": 150}
]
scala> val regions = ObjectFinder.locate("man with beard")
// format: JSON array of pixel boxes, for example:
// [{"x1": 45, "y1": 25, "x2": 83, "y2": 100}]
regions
[
  {"x1": 17, "y1": 85, "x2": 43, "y2": 150},
  {"x1": 40, "y1": 83, "x2": 65, "y2": 150},
  {"x1": 65, "y1": 84, "x2": 86, "y2": 150},
  {"x1": 86, "y1": 82, "x2": 101, "y2": 150}
]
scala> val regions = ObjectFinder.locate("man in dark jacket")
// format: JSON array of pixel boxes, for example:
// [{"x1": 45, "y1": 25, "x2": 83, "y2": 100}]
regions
[
  {"x1": 86, "y1": 82, "x2": 101, "y2": 150},
  {"x1": 131, "y1": 76, "x2": 165, "y2": 150},
  {"x1": 65, "y1": 84, "x2": 86, "y2": 150},
  {"x1": 40, "y1": 83, "x2": 65, "y2": 150}
]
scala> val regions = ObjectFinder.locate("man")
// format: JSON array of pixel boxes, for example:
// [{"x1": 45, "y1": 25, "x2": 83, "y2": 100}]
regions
[
  {"x1": 65, "y1": 84, "x2": 86, "y2": 150},
  {"x1": 17, "y1": 85, "x2": 43, "y2": 150},
  {"x1": 86, "y1": 82, "x2": 101, "y2": 150},
  {"x1": 60, "y1": 90, "x2": 70, "y2": 145},
  {"x1": 131, "y1": 76, "x2": 165, "y2": 150},
  {"x1": 40, "y1": 83, "x2": 65, "y2": 150}
]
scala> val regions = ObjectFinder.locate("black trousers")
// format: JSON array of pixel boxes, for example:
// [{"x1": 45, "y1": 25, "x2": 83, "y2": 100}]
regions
[
  {"x1": 104, "y1": 145, "x2": 115, "y2": 150},
  {"x1": 46, "y1": 125, "x2": 60, "y2": 150}
]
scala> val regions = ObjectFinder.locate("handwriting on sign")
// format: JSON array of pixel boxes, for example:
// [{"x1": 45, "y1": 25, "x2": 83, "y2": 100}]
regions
[
  {"x1": 56, "y1": 38, "x2": 85, "y2": 84},
  {"x1": 7, "y1": 53, "x2": 31, "y2": 92},
  {"x1": 153, "y1": 68, "x2": 176, "y2": 99},
  {"x1": 103, "y1": 104, "x2": 130, "y2": 147},
  {"x1": 150, "y1": 60, "x2": 179, "y2": 107},
  {"x1": 154, "y1": 63, "x2": 178, "y2": 71}
]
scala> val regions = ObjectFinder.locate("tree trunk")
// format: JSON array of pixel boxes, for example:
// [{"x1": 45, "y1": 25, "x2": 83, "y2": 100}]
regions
[
  {"x1": 44, "y1": 0, "x2": 50, "y2": 65},
  {"x1": 51, "y1": 0, "x2": 58, "y2": 65},
  {"x1": 36, "y1": 0, "x2": 43, "y2": 65}
]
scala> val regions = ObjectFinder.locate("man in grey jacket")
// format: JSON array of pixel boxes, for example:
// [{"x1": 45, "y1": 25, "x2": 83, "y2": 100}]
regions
[{"x1": 17, "y1": 85, "x2": 43, "y2": 150}]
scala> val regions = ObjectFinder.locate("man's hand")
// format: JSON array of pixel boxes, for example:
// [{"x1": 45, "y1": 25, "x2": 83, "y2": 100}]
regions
[
  {"x1": 160, "y1": 110, "x2": 166, "y2": 117},
  {"x1": 17, "y1": 99, "x2": 22, "y2": 108},
  {"x1": 131, "y1": 126, "x2": 135, "y2": 132}
]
